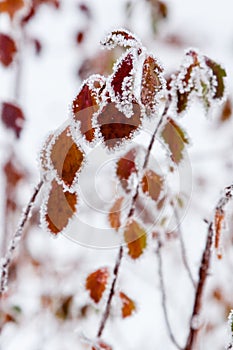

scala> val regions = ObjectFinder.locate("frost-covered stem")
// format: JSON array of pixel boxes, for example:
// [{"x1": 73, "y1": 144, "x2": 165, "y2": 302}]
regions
[
  {"x1": 184, "y1": 184, "x2": 233, "y2": 350},
  {"x1": 97, "y1": 245, "x2": 123, "y2": 338},
  {"x1": 171, "y1": 200, "x2": 196, "y2": 288},
  {"x1": 96, "y1": 102, "x2": 169, "y2": 337},
  {"x1": 226, "y1": 310, "x2": 233, "y2": 349},
  {"x1": 0, "y1": 180, "x2": 43, "y2": 296},
  {"x1": 156, "y1": 239, "x2": 182, "y2": 350}
]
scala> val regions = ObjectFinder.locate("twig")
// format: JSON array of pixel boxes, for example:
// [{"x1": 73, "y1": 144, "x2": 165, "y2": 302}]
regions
[
  {"x1": 96, "y1": 102, "x2": 169, "y2": 338},
  {"x1": 184, "y1": 184, "x2": 233, "y2": 350},
  {"x1": 171, "y1": 200, "x2": 196, "y2": 288},
  {"x1": 156, "y1": 239, "x2": 183, "y2": 350},
  {"x1": 0, "y1": 180, "x2": 43, "y2": 296}
]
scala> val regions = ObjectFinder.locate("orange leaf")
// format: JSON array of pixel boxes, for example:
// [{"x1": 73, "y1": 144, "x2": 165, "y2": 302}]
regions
[
  {"x1": 161, "y1": 117, "x2": 189, "y2": 164},
  {"x1": 108, "y1": 197, "x2": 124, "y2": 231},
  {"x1": 86, "y1": 267, "x2": 109, "y2": 303},
  {"x1": 43, "y1": 180, "x2": 77, "y2": 235},
  {"x1": 214, "y1": 208, "x2": 225, "y2": 259},
  {"x1": 119, "y1": 291, "x2": 136, "y2": 318},
  {"x1": 97, "y1": 101, "x2": 141, "y2": 150},
  {"x1": 124, "y1": 219, "x2": 147, "y2": 259},
  {"x1": 0, "y1": 0, "x2": 24, "y2": 19},
  {"x1": 72, "y1": 79, "x2": 103, "y2": 142},
  {"x1": 116, "y1": 148, "x2": 137, "y2": 191},
  {"x1": 141, "y1": 169, "x2": 163, "y2": 201},
  {"x1": 50, "y1": 126, "x2": 84, "y2": 189},
  {"x1": 0, "y1": 33, "x2": 17, "y2": 67},
  {"x1": 141, "y1": 55, "x2": 164, "y2": 116}
]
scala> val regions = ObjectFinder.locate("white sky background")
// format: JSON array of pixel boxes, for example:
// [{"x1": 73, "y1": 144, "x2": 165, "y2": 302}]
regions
[{"x1": 1, "y1": 0, "x2": 233, "y2": 349}]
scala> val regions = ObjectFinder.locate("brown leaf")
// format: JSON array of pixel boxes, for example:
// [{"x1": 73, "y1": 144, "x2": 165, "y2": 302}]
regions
[
  {"x1": 109, "y1": 197, "x2": 124, "y2": 231},
  {"x1": 141, "y1": 55, "x2": 164, "y2": 115},
  {"x1": 55, "y1": 295, "x2": 73, "y2": 320},
  {"x1": 219, "y1": 98, "x2": 232, "y2": 123},
  {"x1": 119, "y1": 291, "x2": 136, "y2": 318},
  {"x1": 0, "y1": 0, "x2": 24, "y2": 19},
  {"x1": 161, "y1": 117, "x2": 189, "y2": 164},
  {"x1": 1, "y1": 102, "x2": 25, "y2": 138},
  {"x1": 141, "y1": 169, "x2": 163, "y2": 201},
  {"x1": 116, "y1": 148, "x2": 137, "y2": 191},
  {"x1": 72, "y1": 81, "x2": 101, "y2": 142},
  {"x1": 0, "y1": 33, "x2": 17, "y2": 66},
  {"x1": 214, "y1": 208, "x2": 225, "y2": 259},
  {"x1": 101, "y1": 29, "x2": 140, "y2": 49},
  {"x1": 97, "y1": 101, "x2": 141, "y2": 149},
  {"x1": 50, "y1": 126, "x2": 84, "y2": 188},
  {"x1": 124, "y1": 219, "x2": 147, "y2": 259},
  {"x1": 43, "y1": 180, "x2": 77, "y2": 235},
  {"x1": 86, "y1": 267, "x2": 109, "y2": 303}
]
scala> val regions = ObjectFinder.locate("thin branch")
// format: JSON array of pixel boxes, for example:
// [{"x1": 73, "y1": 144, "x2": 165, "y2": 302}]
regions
[
  {"x1": 0, "y1": 180, "x2": 43, "y2": 296},
  {"x1": 96, "y1": 102, "x2": 169, "y2": 338},
  {"x1": 156, "y1": 240, "x2": 183, "y2": 350},
  {"x1": 184, "y1": 184, "x2": 233, "y2": 350},
  {"x1": 171, "y1": 200, "x2": 196, "y2": 288}
]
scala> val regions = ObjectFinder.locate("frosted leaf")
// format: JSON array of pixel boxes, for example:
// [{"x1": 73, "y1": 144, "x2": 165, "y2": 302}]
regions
[
  {"x1": 116, "y1": 147, "x2": 138, "y2": 192},
  {"x1": 124, "y1": 218, "x2": 147, "y2": 259},
  {"x1": 71, "y1": 74, "x2": 106, "y2": 144},
  {"x1": 160, "y1": 117, "x2": 189, "y2": 164},
  {"x1": 48, "y1": 125, "x2": 85, "y2": 191},
  {"x1": 95, "y1": 100, "x2": 142, "y2": 150},
  {"x1": 141, "y1": 169, "x2": 164, "y2": 202},
  {"x1": 228, "y1": 310, "x2": 233, "y2": 342},
  {"x1": 41, "y1": 179, "x2": 77, "y2": 236},
  {"x1": 108, "y1": 197, "x2": 124, "y2": 231},
  {"x1": 85, "y1": 267, "x2": 109, "y2": 303},
  {"x1": 204, "y1": 57, "x2": 226, "y2": 100},
  {"x1": 101, "y1": 28, "x2": 142, "y2": 50},
  {"x1": 39, "y1": 131, "x2": 55, "y2": 180},
  {"x1": 80, "y1": 333, "x2": 112, "y2": 350},
  {"x1": 140, "y1": 54, "x2": 165, "y2": 117}
]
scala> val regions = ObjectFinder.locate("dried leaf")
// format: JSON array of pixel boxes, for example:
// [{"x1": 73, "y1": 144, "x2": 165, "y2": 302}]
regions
[
  {"x1": 219, "y1": 98, "x2": 232, "y2": 123},
  {"x1": 55, "y1": 295, "x2": 73, "y2": 320},
  {"x1": 124, "y1": 219, "x2": 147, "y2": 259},
  {"x1": 4, "y1": 157, "x2": 25, "y2": 188},
  {"x1": 161, "y1": 117, "x2": 189, "y2": 164},
  {"x1": 43, "y1": 180, "x2": 77, "y2": 235},
  {"x1": 116, "y1": 148, "x2": 137, "y2": 191},
  {"x1": 119, "y1": 291, "x2": 136, "y2": 318},
  {"x1": 0, "y1": 0, "x2": 24, "y2": 19},
  {"x1": 205, "y1": 57, "x2": 226, "y2": 99},
  {"x1": 0, "y1": 33, "x2": 17, "y2": 67},
  {"x1": 214, "y1": 208, "x2": 225, "y2": 259},
  {"x1": 97, "y1": 101, "x2": 141, "y2": 149},
  {"x1": 109, "y1": 197, "x2": 124, "y2": 231},
  {"x1": 86, "y1": 267, "x2": 109, "y2": 303},
  {"x1": 101, "y1": 29, "x2": 140, "y2": 49},
  {"x1": 141, "y1": 169, "x2": 163, "y2": 201},
  {"x1": 72, "y1": 81, "x2": 102, "y2": 142},
  {"x1": 141, "y1": 55, "x2": 164, "y2": 115},
  {"x1": 50, "y1": 126, "x2": 84, "y2": 189},
  {"x1": 1, "y1": 102, "x2": 25, "y2": 138}
]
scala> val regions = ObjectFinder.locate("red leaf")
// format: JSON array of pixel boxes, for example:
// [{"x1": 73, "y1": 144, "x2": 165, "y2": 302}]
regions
[
  {"x1": 124, "y1": 219, "x2": 147, "y2": 259},
  {"x1": 97, "y1": 101, "x2": 141, "y2": 149},
  {"x1": 101, "y1": 29, "x2": 140, "y2": 49},
  {"x1": 1, "y1": 102, "x2": 25, "y2": 138},
  {"x1": 49, "y1": 126, "x2": 84, "y2": 189},
  {"x1": 43, "y1": 180, "x2": 77, "y2": 235},
  {"x1": 119, "y1": 291, "x2": 136, "y2": 318},
  {"x1": 111, "y1": 51, "x2": 134, "y2": 98},
  {"x1": 108, "y1": 197, "x2": 124, "y2": 231},
  {"x1": 72, "y1": 79, "x2": 103, "y2": 143},
  {"x1": 92, "y1": 340, "x2": 112, "y2": 350},
  {"x1": 141, "y1": 55, "x2": 164, "y2": 116},
  {"x1": 141, "y1": 169, "x2": 163, "y2": 201},
  {"x1": 0, "y1": 33, "x2": 17, "y2": 67},
  {"x1": 116, "y1": 148, "x2": 137, "y2": 191},
  {"x1": 76, "y1": 31, "x2": 85, "y2": 45},
  {"x1": 86, "y1": 267, "x2": 109, "y2": 303},
  {"x1": 0, "y1": 0, "x2": 24, "y2": 19}
]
